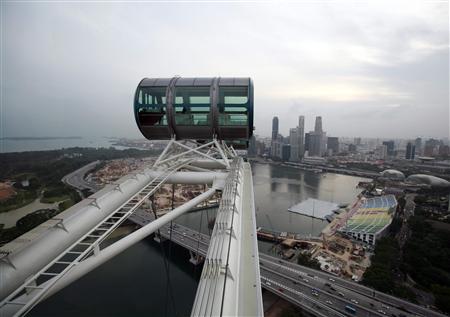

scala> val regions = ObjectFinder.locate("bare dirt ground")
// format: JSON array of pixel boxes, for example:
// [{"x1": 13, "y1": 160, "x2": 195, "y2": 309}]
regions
[{"x1": 0, "y1": 183, "x2": 16, "y2": 201}]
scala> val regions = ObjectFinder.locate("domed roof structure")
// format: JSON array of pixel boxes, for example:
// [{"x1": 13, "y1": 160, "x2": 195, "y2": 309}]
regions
[
  {"x1": 406, "y1": 174, "x2": 450, "y2": 187},
  {"x1": 380, "y1": 169, "x2": 405, "y2": 181}
]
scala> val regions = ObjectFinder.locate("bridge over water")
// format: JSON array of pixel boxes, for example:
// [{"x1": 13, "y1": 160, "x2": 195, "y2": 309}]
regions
[{"x1": 130, "y1": 211, "x2": 443, "y2": 317}]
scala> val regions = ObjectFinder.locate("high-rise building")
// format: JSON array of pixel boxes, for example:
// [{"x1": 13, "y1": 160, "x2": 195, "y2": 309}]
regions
[
  {"x1": 282, "y1": 144, "x2": 291, "y2": 161},
  {"x1": 272, "y1": 135, "x2": 283, "y2": 159},
  {"x1": 327, "y1": 137, "x2": 339, "y2": 154},
  {"x1": 289, "y1": 128, "x2": 299, "y2": 162},
  {"x1": 304, "y1": 132, "x2": 311, "y2": 153},
  {"x1": 272, "y1": 117, "x2": 279, "y2": 140},
  {"x1": 308, "y1": 116, "x2": 326, "y2": 156},
  {"x1": 314, "y1": 116, "x2": 323, "y2": 133},
  {"x1": 378, "y1": 144, "x2": 388, "y2": 160},
  {"x1": 270, "y1": 116, "x2": 279, "y2": 158},
  {"x1": 248, "y1": 136, "x2": 257, "y2": 157},
  {"x1": 414, "y1": 137, "x2": 422, "y2": 155},
  {"x1": 439, "y1": 145, "x2": 449, "y2": 156},
  {"x1": 298, "y1": 116, "x2": 305, "y2": 159},
  {"x1": 382, "y1": 141, "x2": 395, "y2": 157},
  {"x1": 406, "y1": 142, "x2": 415, "y2": 160}
]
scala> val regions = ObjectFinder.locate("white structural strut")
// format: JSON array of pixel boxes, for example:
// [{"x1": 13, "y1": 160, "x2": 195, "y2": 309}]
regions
[
  {"x1": 191, "y1": 158, "x2": 263, "y2": 317},
  {"x1": 0, "y1": 187, "x2": 219, "y2": 317},
  {"x1": 0, "y1": 138, "x2": 261, "y2": 317},
  {"x1": 0, "y1": 168, "x2": 226, "y2": 301}
]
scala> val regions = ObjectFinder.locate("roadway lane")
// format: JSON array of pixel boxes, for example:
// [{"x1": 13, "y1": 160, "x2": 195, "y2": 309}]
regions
[
  {"x1": 61, "y1": 160, "x2": 101, "y2": 193},
  {"x1": 129, "y1": 217, "x2": 445, "y2": 317}
]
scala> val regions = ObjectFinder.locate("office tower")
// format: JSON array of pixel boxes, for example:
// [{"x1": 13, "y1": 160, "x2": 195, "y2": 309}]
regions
[
  {"x1": 308, "y1": 116, "x2": 326, "y2": 156},
  {"x1": 282, "y1": 144, "x2": 291, "y2": 161},
  {"x1": 382, "y1": 141, "x2": 395, "y2": 157},
  {"x1": 272, "y1": 117, "x2": 279, "y2": 140},
  {"x1": 270, "y1": 116, "x2": 279, "y2": 157},
  {"x1": 327, "y1": 137, "x2": 339, "y2": 154},
  {"x1": 298, "y1": 116, "x2": 305, "y2": 159},
  {"x1": 354, "y1": 137, "x2": 361, "y2": 145},
  {"x1": 248, "y1": 136, "x2": 257, "y2": 157},
  {"x1": 289, "y1": 128, "x2": 299, "y2": 162},
  {"x1": 414, "y1": 137, "x2": 422, "y2": 155},
  {"x1": 314, "y1": 116, "x2": 322, "y2": 133},
  {"x1": 304, "y1": 133, "x2": 311, "y2": 153},
  {"x1": 406, "y1": 142, "x2": 415, "y2": 160}
]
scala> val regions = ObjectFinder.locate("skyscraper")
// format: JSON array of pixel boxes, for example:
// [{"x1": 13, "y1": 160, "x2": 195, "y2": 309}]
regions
[
  {"x1": 406, "y1": 142, "x2": 415, "y2": 160},
  {"x1": 272, "y1": 117, "x2": 279, "y2": 141},
  {"x1": 314, "y1": 116, "x2": 322, "y2": 133},
  {"x1": 298, "y1": 116, "x2": 305, "y2": 159},
  {"x1": 289, "y1": 128, "x2": 299, "y2": 161},
  {"x1": 382, "y1": 141, "x2": 395, "y2": 157},
  {"x1": 415, "y1": 137, "x2": 422, "y2": 155},
  {"x1": 308, "y1": 116, "x2": 326, "y2": 157},
  {"x1": 304, "y1": 132, "x2": 311, "y2": 153},
  {"x1": 327, "y1": 137, "x2": 339, "y2": 154}
]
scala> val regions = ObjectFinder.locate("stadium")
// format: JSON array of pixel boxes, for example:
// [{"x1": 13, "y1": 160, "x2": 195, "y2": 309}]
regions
[{"x1": 339, "y1": 195, "x2": 397, "y2": 245}]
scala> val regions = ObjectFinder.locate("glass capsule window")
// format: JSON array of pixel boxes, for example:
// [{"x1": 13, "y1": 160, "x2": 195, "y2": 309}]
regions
[
  {"x1": 136, "y1": 87, "x2": 168, "y2": 126},
  {"x1": 174, "y1": 87, "x2": 211, "y2": 126},
  {"x1": 218, "y1": 87, "x2": 249, "y2": 126}
]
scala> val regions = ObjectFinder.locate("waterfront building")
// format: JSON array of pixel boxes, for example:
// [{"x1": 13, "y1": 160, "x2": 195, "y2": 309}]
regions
[
  {"x1": 405, "y1": 142, "x2": 415, "y2": 160},
  {"x1": 327, "y1": 137, "x2": 339, "y2": 155},
  {"x1": 340, "y1": 195, "x2": 397, "y2": 245},
  {"x1": 308, "y1": 116, "x2": 326, "y2": 157},
  {"x1": 298, "y1": 116, "x2": 305, "y2": 159},
  {"x1": 282, "y1": 144, "x2": 291, "y2": 161},
  {"x1": 272, "y1": 134, "x2": 283, "y2": 159},
  {"x1": 272, "y1": 116, "x2": 279, "y2": 141},
  {"x1": 289, "y1": 128, "x2": 299, "y2": 162},
  {"x1": 304, "y1": 132, "x2": 311, "y2": 153}
]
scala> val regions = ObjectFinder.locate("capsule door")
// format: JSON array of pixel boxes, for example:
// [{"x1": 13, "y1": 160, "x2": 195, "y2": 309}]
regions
[
  {"x1": 172, "y1": 85, "x2": 214, "y2": 140},
  {"x1": 216, "y1": 85, "x2": 251, "y2": 142}
]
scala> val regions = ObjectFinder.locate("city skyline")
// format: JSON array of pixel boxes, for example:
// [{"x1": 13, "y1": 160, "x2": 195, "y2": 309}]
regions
[{"x1": 1, "y1": 2, "x2": 448, "y2": 140}]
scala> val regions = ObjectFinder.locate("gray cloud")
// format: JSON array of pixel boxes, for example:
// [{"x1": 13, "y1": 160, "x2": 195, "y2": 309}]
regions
[{"x1": 1, "y1": 2, "x2": 448, "y2": 140}]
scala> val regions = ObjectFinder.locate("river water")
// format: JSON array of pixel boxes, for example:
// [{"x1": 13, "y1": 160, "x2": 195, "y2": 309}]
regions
[{"x1": 30, "y1": 162, "x2": 370, "y2": 316}]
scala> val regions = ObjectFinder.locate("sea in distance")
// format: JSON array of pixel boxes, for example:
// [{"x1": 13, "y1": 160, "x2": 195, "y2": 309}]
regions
[
  {"x1": 30, "y1": 162, "x2": 371, "y2": 317},
  {"x1": 0, "y1": 136, "x2": 134, "y2": 153}
]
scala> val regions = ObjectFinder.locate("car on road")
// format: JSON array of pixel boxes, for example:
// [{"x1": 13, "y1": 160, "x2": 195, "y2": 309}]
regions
[
  {"x1": 325, "y1": 300, "x2": 333, "y2": 305},
  {"x1": 266, "y1": 281, "x2": 271, "y2": 286},
  {"x1": 330, "y1": 286, "x2": 336, "y2": 291},
  {"x1": 350, "y1": 299, "x2": 359, "y2": 304},
  {"x1": 303, "y1": 279, "x2": 309, "y2": 283},
  {"x1": 381, "y1": 304, "x2": 390, "y2": 309},
  {"x1": 325, "y1": 282, "x2": 331, "y2": 287},
  {"x1": 329, "y1": 278, "x2": 336, "y2": 282},
  {"x1": 338, "y1": 292, "x2": 345, "y2": 297},
  {"x1": 378, "y1": 309, "x2": 387, "y2": 315}
]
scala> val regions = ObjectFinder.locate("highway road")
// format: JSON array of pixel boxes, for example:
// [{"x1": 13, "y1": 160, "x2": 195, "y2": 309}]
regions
[
  {"x1": 142, "y1": 219, "x2": 444, "y2": 317},
  {"x1": 61, "y1": 160, "x2": 101, "y2": 194}
]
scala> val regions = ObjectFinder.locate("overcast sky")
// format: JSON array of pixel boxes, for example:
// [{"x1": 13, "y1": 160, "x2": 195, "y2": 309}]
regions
[{"x1": 1, "y1": 1, "x2": 448, "y2": 140}]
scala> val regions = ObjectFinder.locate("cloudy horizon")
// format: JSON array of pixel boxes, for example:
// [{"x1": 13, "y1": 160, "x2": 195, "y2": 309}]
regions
[{"x1": 1, "y1": 1, "x2": 449, "y2": 140}]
